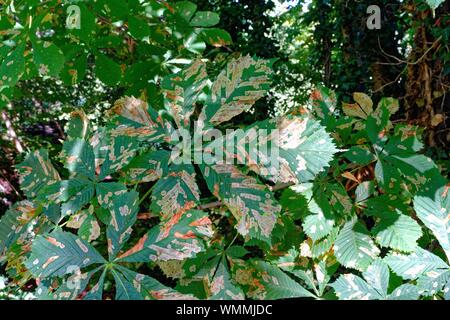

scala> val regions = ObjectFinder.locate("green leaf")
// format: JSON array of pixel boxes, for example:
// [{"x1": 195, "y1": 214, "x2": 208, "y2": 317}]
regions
[
  {"x1": 414, "y1": 184, "x2": 450, "y2": 262},
  {"x1": 226, "y1": 246, "x2": 249, "y2": 259},
  {"x1": 200, "y1": 163, "x2": 280, "y2": 244},
  {"x1": 60, "y1": 49, "x2": 88, "y2": 86},
  {"x1": 121, "y1": 150, "x2": 170, "y2": 184},
  {"x1": 355, "y1": 181, "x2": 375, "y2": 203},
  {"x1": 40, "y1": 267, "x2": 102, "y2": 300},
  {"x1": 0, "y1": 201, "x2": 38, "y2": 258},
  {"x1": 332, "y1": 273, "x2": 383, "y2": 300},
  {"x1": 17, "y1": 149, "x2": 61, "y2": 198},
  {"x1": 118, "y1": 210, "x2": 213, "y2": 263},
  {"x1": 425, "y1": 0, "x2": 445, "y2": 10},
  {"x1": 200, "y1": 55, "x2": 271, "y2": 125},
  {"x1": 371, "y1": 210, "x2": 422, "y2": 252},
  {"x1": 416, "y1": 268, "x2": 450, "y2": 297},
  {"x1": 309, "y1": 86, "x2": 338, "y2": 130},
  {"x1": 65, "y1": 109, "x2": 91, "y2": 141},
  {"x1": 151, "y1": 163, "x2": 201, "y2": 219},
  {"x1": 344, "y1": 146, "x2": 376, "y2": 166},
  {"x1": 61, "y1": 139, "x2": 96, "y2": 180},
  {"x1": 161, "y1": 59, "x2": 208, "y2": 128},
  {"x1": 201, "y1": 28, "x2": 232, "y2": 47},
  {"x1": 107, "y1": 97, "x2": 169, "y2": 144},
  {"x1": 128, "y1": 16, "x2": 151, "y2": 39},
  {"x1": 334, "y1": 218, "x2": 380, "y2": 271},
  {"x1": 32, "y1": 40, "x2": 65, "y2": 77},
  {"x1": 302, "y1": 198, "x2": 334, "y2": 242},
  {"x1": 332, "y1": 259, "x2": 419, "y2": 300},
  {"x1": 311, "y1": 227, "x2": 339, "y2": 258},
  {"x1": 285, "y1": 260, "x2": 333, "y2": 298},
  {"x1": 114, "y1": 265, "x2": 195, "y2": 300},
  {"x1": 190, "y1": 12, "x2": 220, "y2": 27},
  {"x1": 41, "y1": 178, "x2": 95, "y2": 216},
  {"x1": 26, "y1": 230, "x2": 106, "y2": 278},
  {"x1": 388, "y1": 284, "x2": 420, "y2": 300},
  {"x1": 96, "y1": 182, "x2": 128, "y2": 209},
  {"x1": 206, "y1": 115, "x2": 338, "y2": 185},
  {"x1": 384, "y1": 247, "x2": 449, "y2": 280},
  {"x1": 93, "y1": 0, "x2": 129, "y2": 21},
  {"x1": 174, "y1": 1, "x2": 198, "y2": 21},
  {"x1": 106, "y1": 190, "x2": 139, "y2": 260},
  {"x1": 95, "y1": 53, "x2": 122, "y2": 86},
  {"x1": 98, "y1": 135, "x2": 140, "y2": 180},
  {"x1": 78, "y1": 214, "x2": 101, "y2": 243},
  {"x1": 208, "y1": 259, "x2": 245, "y2": 300},
  {"x1": 61, "y1": 183, "x2": 95, "y2": 217},
  {"x1": 0, "y1": 42, "x2": 25, "y2": 87},
  {"x1": 232, "y1": 260, "x2": 315, "y2": 299},
  {"x1": 373, "y1": 125, "x2": 438, "y2": 194}
]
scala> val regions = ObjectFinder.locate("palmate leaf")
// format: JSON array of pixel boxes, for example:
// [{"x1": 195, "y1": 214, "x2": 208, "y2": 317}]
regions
[
  {"x1": 150, "y1": 163, "x2": 201, "y2": 219},
  {"x1": 118, "y1": 210, "x2": 213, "y2": 263},
  {"x1": 414, "y1": 183, "x2": 450, "y2": 262},
  {"x1": 199, "y1": 55, "x2": 274, "y2": 126},
  {"x1": 41, "y1": 112, "x2": 136, "y2": 217},
  {"x1": 200, "y1": 163, "x2": 281, "y2": 244},
  {"x1": 231, "y1": 260, "x2": 315, "y2": 299},
  {"x1": 25, "y1": 230, "x2": 106, "y2": 278},
  {"x1": 331, "y1": 259, "x2": 419, "y2": 300},
  {"x1": 0, "y1": 201, "x2": 38, "y2": 258},
  {"x1": 334, "y1": 218, "x2": 380, "y2": 271},
  {"x1": 161, "y1": 59, "x2": 208, "y2": 128},
  {"x1": 17, "y1": 149, "x2": 61, "y2": 198}
]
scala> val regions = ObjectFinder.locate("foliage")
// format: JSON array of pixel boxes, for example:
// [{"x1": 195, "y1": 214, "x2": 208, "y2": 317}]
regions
[{"x1": 1, "y1": 0, "x2": 450, "y2": 301}]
